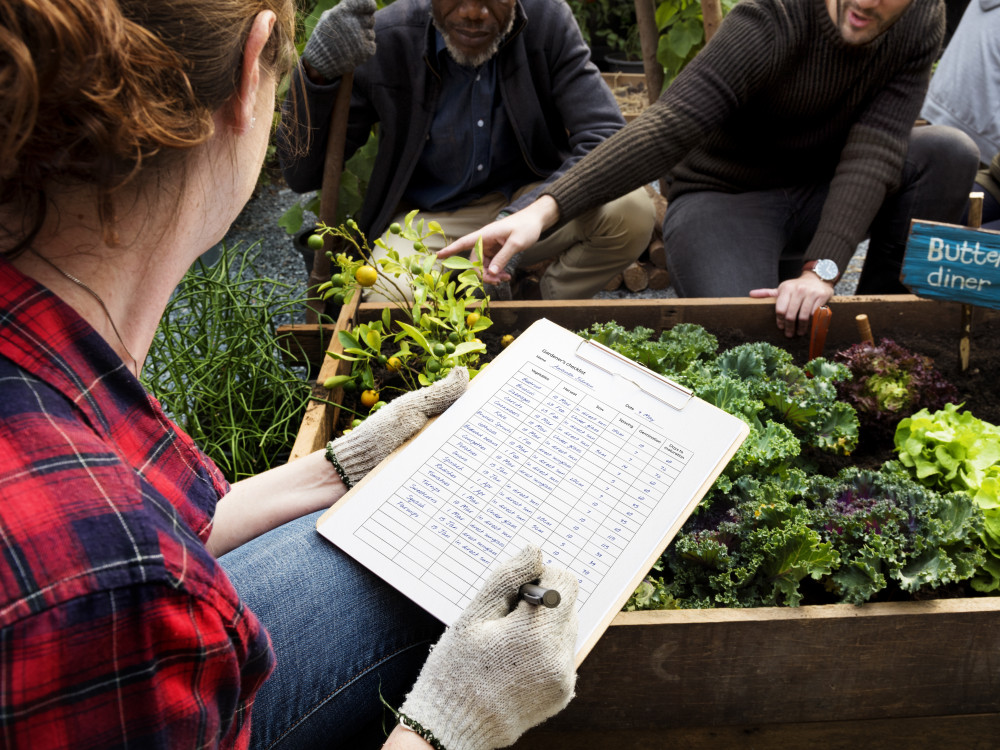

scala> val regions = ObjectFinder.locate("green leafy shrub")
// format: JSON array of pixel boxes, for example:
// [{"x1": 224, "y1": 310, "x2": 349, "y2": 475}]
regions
[
  {"x1": 580, "y1": 322, "x2": 859, "y2": 483},
  {"x1": 314, "y1": 213, "x2": 492, "y2": 426},
  {"x1": 655, "y1": 0, "x2": 739, "y2": 86}
]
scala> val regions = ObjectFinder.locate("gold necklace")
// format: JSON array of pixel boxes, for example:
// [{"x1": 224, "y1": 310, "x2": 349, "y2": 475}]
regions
[{"x1": 28, "y1": 248, "x2": 141, "y2": 378}]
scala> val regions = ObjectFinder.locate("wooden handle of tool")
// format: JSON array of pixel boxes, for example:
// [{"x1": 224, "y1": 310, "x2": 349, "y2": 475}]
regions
[
  {"x1": 959, "y1": 192, "x2": 983, "y2": 372},
  {"x1": 808, "y1": 305, "x2": 832, "y2": 361},
  {"x1": 306, "y1": 71, "x2": 354, "y2": 324},
  {"x1": 855, "y1": 314, "x2": 874, "y2": 345}
]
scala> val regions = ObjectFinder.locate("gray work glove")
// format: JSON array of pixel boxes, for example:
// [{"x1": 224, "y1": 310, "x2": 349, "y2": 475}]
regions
[
  {"x1": 398, "y1": 545, "x2": 578, "y2": 750},
  {"x1": 302, "y1": 0, "x2": 377, "y2": 81},
  {"x1": 325, "y1": 366, "x2": 468, "y2": 486}
]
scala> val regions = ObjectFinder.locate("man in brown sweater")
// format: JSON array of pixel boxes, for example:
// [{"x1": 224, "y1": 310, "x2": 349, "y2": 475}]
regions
[{"x1": 440, "y1": 0, "x2": 980, "y2": 336}]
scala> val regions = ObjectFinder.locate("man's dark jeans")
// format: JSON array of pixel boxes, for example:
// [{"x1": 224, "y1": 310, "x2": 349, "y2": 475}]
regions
[{"x1": 662, "y1": 125, "x2": 981, "y2": 296}]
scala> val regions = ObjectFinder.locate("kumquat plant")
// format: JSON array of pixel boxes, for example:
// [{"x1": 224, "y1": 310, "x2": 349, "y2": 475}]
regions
[{"x1": 312, "y1": 211, "x2": 493, "y2": 428}]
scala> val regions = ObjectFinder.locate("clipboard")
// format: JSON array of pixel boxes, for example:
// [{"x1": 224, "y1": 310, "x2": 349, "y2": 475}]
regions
[{"x1": 317, "y1": 318, "x2": 749, "y2": 665}]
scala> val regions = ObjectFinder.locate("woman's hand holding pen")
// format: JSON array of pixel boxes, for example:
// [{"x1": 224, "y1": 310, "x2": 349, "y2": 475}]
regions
[
  {"x1": 392, "y1": 545, "x2": 578, "y2": 750},
  {"x1": 437, "y1": 196, "x2": 561, "y2": 284}
]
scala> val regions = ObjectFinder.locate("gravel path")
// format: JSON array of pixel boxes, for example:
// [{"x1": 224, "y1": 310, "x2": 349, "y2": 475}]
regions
[{"x1": 215, "y1": 183, "x2": 865, "y2": 322}]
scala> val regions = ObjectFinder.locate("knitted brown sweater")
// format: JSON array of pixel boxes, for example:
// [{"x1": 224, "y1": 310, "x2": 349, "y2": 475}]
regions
[{"x1": 546, "y1": 0, "x2": 944, "y2": 273}]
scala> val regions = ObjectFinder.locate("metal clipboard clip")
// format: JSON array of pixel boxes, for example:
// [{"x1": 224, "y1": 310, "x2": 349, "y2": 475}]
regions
[{"x1": 575, "y1": 338, "x2": 693, "y2": 411}]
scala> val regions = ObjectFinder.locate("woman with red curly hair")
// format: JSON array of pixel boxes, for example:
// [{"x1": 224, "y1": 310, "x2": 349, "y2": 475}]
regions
[{"x1": 0, "y1": 1, "x2": 577, "y2": 748}]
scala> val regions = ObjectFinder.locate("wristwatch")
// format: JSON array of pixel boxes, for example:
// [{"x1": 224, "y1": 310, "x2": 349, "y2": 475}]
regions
[{"x1": 803, "y1": 259, "x2": 839, "y2": 282}]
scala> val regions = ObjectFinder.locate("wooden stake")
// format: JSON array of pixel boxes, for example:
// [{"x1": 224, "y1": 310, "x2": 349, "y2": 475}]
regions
[
  {"x1": 960, "y1": 192, "x2": 983, "y2": 371},
  {"x1": 855, "y1": 314, "x2": 874, "y2": 344},
  {"x1": 306, "y1": 72, "x2": 354, "y2": 325}
]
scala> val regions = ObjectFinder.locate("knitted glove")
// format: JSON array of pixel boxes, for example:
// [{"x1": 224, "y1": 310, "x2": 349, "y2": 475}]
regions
[
  {"x1": 302, "y1": 0, "x2": 377, "y2": 81},
  {"x1": 325, "y1": 366, "x2": 468, "y2": 487},
  {"x1": 398, "y1": 546, "x2": 578, "y2": 750}
]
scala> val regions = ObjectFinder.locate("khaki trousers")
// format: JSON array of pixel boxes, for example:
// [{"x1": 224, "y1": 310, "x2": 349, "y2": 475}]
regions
[{"x1": 368, "y1": 183, "x2": 655, "y2": 301}]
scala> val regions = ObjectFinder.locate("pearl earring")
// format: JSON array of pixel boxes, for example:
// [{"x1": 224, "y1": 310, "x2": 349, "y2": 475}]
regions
[{"x1": 250, "y1": 116, "x2": 257, "y2": 129}]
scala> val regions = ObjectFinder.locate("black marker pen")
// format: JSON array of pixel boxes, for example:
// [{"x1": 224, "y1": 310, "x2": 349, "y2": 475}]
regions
[{"x1": 519, "y1": 582, "x2": 561, "y2": 608}]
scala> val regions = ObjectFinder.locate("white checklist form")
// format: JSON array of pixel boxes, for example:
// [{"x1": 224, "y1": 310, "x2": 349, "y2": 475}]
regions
[{"x1": 318, "y1": 318, "x2": 748, "y2": 664}]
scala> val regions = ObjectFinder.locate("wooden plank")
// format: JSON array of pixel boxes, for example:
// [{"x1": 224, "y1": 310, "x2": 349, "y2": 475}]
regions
[
  {"x1": 359, "y1": 297, "x2": 999, "y2": 353},
  {"x1": 276, "y1": 323, "x2": 336, "y2": 369},
  {"x1": 515, "y1": 600, "x2": 1000, "y2": 733},
  {"x1": 515, "y1": 713, "x2": 1000, "y2": 749},
  {"x1": 288, "y1": 296, "x2": 360, "y2": 461}
]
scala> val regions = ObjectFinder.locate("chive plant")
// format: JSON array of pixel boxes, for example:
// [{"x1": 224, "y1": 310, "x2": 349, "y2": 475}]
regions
[{"x1": 143, "y1": 243, "x2": 318, "y2": 481}]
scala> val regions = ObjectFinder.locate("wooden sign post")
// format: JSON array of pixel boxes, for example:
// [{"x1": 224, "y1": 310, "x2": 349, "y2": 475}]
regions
[{"x1": 900, "y1": 197, "x2": 1000, "y2": 370}]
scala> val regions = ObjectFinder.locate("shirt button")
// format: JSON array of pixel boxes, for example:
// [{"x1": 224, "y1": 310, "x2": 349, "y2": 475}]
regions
[
  {"x1": 477, "y1": 119, "x2": 484, "y2": 127},
  {"x1": 477, "y1": 164, "x2": 484, "y2": 172}
]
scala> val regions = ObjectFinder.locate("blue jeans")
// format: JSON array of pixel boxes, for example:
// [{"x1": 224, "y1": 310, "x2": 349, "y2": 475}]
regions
[
  {"x1": 662, "y1": 125, "x2": 981, "y2": 296},
  {"x1": 219, "y1": 511, "x2": 444, "y2": 750}
]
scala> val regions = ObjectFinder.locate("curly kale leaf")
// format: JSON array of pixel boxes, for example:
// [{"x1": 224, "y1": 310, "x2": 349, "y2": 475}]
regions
[
  {"x1": 724, "y1": 418, "x2": 801, "y2": 480},
  {"x1": 661, "y1": 472, "x2": 837, "y2": 608},
  {"x1": 809, "y1": 464, "x2": 984, "y2": 603},
  {"x1": 624, "y1": 576, "x2": 679, "y2": 611},
  {"x1": 698, "y1": 344, "x2": 858, "y2": 456},
  {"x1": 654, "y1": 465, "x2": 984, "y2": 609},
  {"x1": 578, "y1": 321, "x2": 718, "y2": 374}
]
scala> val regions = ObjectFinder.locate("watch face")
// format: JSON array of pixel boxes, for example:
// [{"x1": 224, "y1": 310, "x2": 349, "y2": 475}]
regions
[{"x1": 814, "y1": 259, "x2": 838, "y2": 281}]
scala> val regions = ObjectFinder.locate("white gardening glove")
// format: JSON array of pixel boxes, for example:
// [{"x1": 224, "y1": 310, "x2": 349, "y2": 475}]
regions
[
  {"x1": 325, "y1": 366, "x2": 468, "y2": 487},
  {"x1": 302, "y1": 0, "x2": 377, "y2": 81},
  {"x1": 397, "y1": 546, "x2": 578, "y2": 750}
]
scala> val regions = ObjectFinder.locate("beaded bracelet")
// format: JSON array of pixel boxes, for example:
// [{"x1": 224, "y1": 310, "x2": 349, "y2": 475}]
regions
[
  {"x1": 397, "y1": 712, "x2": 447, "y2": 750},
  {"x1": 324, "y1": 442, "x2": 354, "y2": 489}
]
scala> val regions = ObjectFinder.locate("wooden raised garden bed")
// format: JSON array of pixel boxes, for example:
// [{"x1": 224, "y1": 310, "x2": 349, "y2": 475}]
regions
[{"x1": 285, "y1": 296, "x2": 1000, "y2": 747}]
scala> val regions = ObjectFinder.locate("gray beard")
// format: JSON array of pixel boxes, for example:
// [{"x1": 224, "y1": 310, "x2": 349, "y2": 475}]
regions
[{"x1": 432, "y1": 11, "x2": 515, "y2": 68}]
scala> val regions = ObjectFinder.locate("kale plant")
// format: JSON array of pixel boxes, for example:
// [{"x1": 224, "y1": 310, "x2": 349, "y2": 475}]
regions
[
  {"x1": 581, "y1": 321, "x2": 718, "y2": 373},
  {"x1": 809, "y1": 464, "x2": 984, "y2": 604},
  {"x1": 659, "y1": 470, "x2": 837, "y2": 608},
  {"x1": 655, "y1": 464, "x2": 984, "y2": 608},
  {"x1": 577, "y1": 322, "x2": 983, "y2": 611},
  {"x1": 584, "y1": 326, "x2": 860, "y2": 481}
]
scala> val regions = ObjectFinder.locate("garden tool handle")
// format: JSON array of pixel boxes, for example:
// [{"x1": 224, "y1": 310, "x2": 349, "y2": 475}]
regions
[
  {"x1": 306, "y1": 71, "x2": 354, "y2": 324},
  {"x1": 855, "y1": 314, "x2": 874, "y2": 345},
  {"x1": 808, "y1": 305, "x2": 832, "y2": 361}
]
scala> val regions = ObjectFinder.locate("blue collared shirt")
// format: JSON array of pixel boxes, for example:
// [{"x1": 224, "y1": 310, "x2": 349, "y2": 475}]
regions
[{"x1": 403, "y1": 31, "x2": 534, "y2": 211}]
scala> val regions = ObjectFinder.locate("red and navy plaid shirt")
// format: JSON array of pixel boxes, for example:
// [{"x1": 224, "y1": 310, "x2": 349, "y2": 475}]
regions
[{"x1": 0, "y1": 257, "x2": 275, "y2": 748}]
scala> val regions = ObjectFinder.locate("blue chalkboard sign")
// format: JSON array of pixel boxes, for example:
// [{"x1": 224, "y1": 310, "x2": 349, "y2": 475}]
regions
[{"x1": 901, "y1": 221, "x2": 1000, "y2": 310}]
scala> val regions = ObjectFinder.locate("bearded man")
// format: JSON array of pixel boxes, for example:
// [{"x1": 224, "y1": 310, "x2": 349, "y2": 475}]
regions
[{"x1": 278, "y1": 0, "x2": 655, "y2": 301}]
